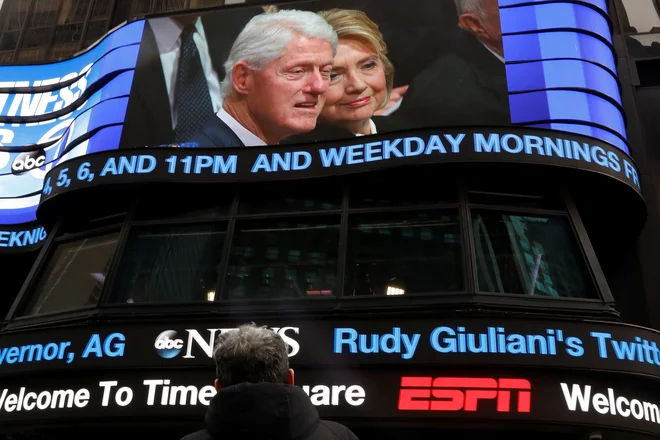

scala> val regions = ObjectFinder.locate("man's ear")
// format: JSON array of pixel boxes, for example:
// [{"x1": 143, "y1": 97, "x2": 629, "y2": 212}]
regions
[
  {"x1": 287, "y1": 368, "x2": 295, "y2": 385},
  {"x1": 458, "y1": 13, "x2": 485, "y2": 38},
  {"x1": 214, "y1": 379, "x2": 222, "y2": 392},
  {"x1": 231, "y1": 61, "x2": 253, "y2": 96}
]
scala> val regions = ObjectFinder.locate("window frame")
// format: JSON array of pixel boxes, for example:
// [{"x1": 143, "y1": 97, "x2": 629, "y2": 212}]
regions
[
  {"x1": 342, "y1": 206, "x2": 466, "y2": 298},
  {"x1": 105, "y1": 220, "x2": 231, "y2": 305},
  {"x1": 7, "y1": 221, "x2": 123, "y2": 324},
  {"x1": 222, "y1": 213, "x2": 343, "y2": 302},
  {"x1": 4, "y1": 181, "x2": 617, "y2": 329},
  {"x1": 468, "y1": 208, "x2": 598, "y2": 300}
]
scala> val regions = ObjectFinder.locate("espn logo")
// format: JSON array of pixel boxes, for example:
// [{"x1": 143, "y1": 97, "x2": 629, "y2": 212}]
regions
[{"x1": 398, "y1": 377, "x2": 531, "y2": 413}]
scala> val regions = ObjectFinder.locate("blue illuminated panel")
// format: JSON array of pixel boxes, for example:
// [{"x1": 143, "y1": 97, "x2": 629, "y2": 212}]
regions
[
  {"x1": 504, "y1": 32, "x2": 616, "y2": 72},
  {"x1": 0, "y1": 20, "x2": 144, "y2": 225},
  {"x1": 510, "y1": 90, "x2": 626, "y2": 136},
  {"x1": 0, "y1": 44, "x2": 140, "y2": 123},
  {"x1": 528, "y1": 123, "x2": 629, "y2": 153},
  {"x1": 499, "y1": 0, "x2": 609, "y2": 16},
  {"x1": 501, "y1": 3, "x2": 611, "y2": 43},
  {"x1": 0, "y1": 67, "x2": 135, "y2": 147},
  {"x1": 506, "y1": 59, "x2": 621, "y2": 103},
  {"x1": 501, "y1": 0, "x2": 628, "y2": 153}
]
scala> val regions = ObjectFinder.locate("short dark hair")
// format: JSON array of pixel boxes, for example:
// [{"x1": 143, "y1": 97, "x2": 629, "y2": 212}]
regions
[{"x1": 213, "y1": 323, "x2": 290, "y2": 387}]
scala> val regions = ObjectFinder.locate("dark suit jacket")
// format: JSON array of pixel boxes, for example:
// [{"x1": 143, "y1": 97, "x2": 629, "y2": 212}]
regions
[
  {"x1": 120, "y1": 8, "x2": 262, "y2": 149},
  {"x1": 191, "y1": 115, "x2": 244, "y2": 148},
  {"x1": 283, "y1": 117, "x2": 402, "y2": 145},
  {"x1": 395, "y1": 33, "x2": 510, "y2": 128}
]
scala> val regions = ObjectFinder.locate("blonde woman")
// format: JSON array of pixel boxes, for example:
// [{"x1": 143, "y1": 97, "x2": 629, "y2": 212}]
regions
[
  {"x1": 317, "y1": 8, "x2": 395, "y2": 136},
  {"x1": 285, "y1": 8, "x2": 396, "y2": 144}
]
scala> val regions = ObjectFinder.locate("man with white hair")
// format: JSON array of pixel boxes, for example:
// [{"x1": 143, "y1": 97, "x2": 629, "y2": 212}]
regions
[
  {"x1": 191, "y1": 9, "x2": 337, "y2": 147},
  {"x1": 393, "y1": 0, "x2": 509, "y2": 127}
]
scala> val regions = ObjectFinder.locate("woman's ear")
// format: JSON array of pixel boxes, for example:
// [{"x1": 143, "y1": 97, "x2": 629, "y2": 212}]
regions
[
  {"x1": 214, "y1": 379, "x2": 222, "y2": 391},
  {"x1": 288, "y1": 368, "x2": 295, "y2": 385}
]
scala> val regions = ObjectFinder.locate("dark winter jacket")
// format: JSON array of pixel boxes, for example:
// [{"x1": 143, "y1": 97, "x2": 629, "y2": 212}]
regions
[{"x1": 181, "y1": 382, "x2": 359, "y2": 440}]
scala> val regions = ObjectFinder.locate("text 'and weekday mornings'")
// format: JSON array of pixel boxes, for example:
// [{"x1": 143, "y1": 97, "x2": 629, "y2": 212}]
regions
[{"x1": 41, "y1": 132, "x2": 640, "y2": 198}]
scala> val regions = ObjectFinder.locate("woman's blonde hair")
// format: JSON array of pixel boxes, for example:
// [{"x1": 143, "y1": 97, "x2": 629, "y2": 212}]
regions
[{"x1": 318, "y1": 9, "x2": 394, "y2": 108}]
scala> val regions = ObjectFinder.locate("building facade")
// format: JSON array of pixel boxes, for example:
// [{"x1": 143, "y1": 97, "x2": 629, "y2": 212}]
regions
[{"x1": 0, "y1": 0, "x2": 659, "y2": 439}]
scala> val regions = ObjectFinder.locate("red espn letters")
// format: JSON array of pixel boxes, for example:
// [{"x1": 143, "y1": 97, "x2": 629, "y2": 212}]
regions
[{"x1": 398, "y1": 377, "x2": 531, "y2": 413}]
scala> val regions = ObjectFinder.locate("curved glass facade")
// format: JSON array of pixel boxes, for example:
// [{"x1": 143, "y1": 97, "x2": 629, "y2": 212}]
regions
[{"x1": 12, "y1": 176, "x2": 603, "y2": 320}]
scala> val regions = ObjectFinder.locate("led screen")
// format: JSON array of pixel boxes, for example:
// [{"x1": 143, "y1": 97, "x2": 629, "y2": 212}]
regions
[{"x1": 0, "y1": 0, "x2": 627, "y2": 250}]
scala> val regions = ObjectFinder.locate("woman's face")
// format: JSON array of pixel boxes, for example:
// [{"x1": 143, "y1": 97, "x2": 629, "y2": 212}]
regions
[{"x1": 320, "y1": 39, "x2": 387, "y2": 128}]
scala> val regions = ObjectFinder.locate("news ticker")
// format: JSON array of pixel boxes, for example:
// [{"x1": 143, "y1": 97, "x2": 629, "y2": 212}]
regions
[
  {"x1": 1, "y1": 318, "x2": 660, "y2": 379},
  {"x1": 39, "y1": 128, "x2": 642, "y2": 209},
  {"x1": 0, "y1": 367, "x2": 658, "y2": 437}
]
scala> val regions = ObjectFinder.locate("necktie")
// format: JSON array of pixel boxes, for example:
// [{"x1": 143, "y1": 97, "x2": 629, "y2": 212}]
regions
[{"x1": 174, "y1": 25, "x2": 214, "y2": 143}]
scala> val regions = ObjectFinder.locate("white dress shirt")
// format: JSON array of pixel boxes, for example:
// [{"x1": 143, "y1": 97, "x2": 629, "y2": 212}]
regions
[
  {"x1": 149, "y1": 17, "x2": 223, "y2": 128},
  {"x1": 216, "y1": 105, "x2": 267, "y2": 147},
  {"x1": 355, "y1": 119, "x2": 378, "y2": 137},
  {"x1": 482, "y1": 42, "x2": 505, "y2": 63}
]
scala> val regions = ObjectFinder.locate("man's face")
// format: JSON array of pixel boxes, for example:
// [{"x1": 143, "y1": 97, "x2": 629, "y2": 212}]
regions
[
  {"x1": 246, "y1": 35, "x2": 334, "y2": 141},
  {"x1": 459, "y1": 0, "x2": 503, "y2": 54}
]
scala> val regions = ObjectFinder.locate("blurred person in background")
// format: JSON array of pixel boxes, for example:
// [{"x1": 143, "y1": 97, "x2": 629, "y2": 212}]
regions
[{"x1": 394, "y1": 0, "x2": 509, "y2": 127}]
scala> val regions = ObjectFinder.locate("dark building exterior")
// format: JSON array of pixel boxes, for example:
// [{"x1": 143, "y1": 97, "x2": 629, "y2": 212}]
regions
[{"x1": 0, "y1": 0, "x2": 658, "y2": 439}]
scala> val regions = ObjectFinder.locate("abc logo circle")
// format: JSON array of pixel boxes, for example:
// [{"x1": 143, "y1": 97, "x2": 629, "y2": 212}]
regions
[
  {"x1": 11, "y1": 150, "x2": 46, "y2": 175},
  {"x1": 154, "y1": 330, "x2": 184, "y2": 359}
]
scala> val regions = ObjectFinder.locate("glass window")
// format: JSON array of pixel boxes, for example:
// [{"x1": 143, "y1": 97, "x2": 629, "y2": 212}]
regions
[
  {"x1": 472, "y1": 211, "x2": 597, "y2": 298},
  {"x1": 57, "y1": 0, "x2": 90, "y2": 24},
  {"x1": 349, "y1": 178, "x2": 457, "y2": 209},
  {"x1": 0, "y1": 31, "x2": 20, "y2": 52},
  {"x1": 345, "y1": 210, "x2": 463, "y2": 296},
  {"x1": 238, "y1": 184, "x2": 341, "y2": 215},
  {"x1": 130, "y1": 0, "x2": 152, "y2": 17},
  {"x1": 21, "y1": 233, "x2": 119, "y2": 316},
  {"x1": 22, "y1": 27, "x2": 51, "y2": 49},
  {"x1": 48, "y1": 42, "x2": 78, "y2": 60},
  {"x1": 152, "y1": 0, "x2": 187, "y2": 14},
  {"x1": 50, "y1": 23, "x2": 83, "y2": 55},
  {"x1": 225, "y1": 216, "x2": 340, "y2": 299},
  {"x1": 135, "y1": 192, "x2": 231, "y2": 221},
  {"x1": 0, "y1": 51, "x2": 14, "y2": 63},
  {"x1": 621, "y1": 0, "x2": 660, "y2": 33},
  {"x1": 58, "y1": 205, "x2": 127, "y2": 237},
  {"x1": 28, "y1": 0, "x2": 60, "y2": 27},
  {"x1": 110, "y1": 223, "x2": 226, "y2": 304},
  {"x1": 84, "y1": 20, "x2": 107, "y2": 47},
  {"x1": 90, "y1": 0, "x2": 113, "y2": 20},
  {"x1": 6, "y1": 1, "x2": 31, "y2": 31},
  {"x1": 17, "y1": 48, "x2": 46, "y2": 62}
]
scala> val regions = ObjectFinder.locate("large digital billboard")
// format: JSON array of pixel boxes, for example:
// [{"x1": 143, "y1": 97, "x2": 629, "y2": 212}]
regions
[
  {"x1": 0, "y1": 317, "x2": 659, "y2": 436},
  {"x1": 0, "y1": 0, "x2": 630, "y2": 252}
]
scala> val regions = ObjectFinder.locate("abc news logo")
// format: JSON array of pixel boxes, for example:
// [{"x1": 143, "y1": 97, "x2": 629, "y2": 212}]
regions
[
  {"x1": 12, "y1": 150, "x2": 46, "y2": 174},
  {"x1": 154, "y1": 327, "x2": 300, "y2": 359},
  {"x1": 398, "y1": 377, "x2": 531, "y2": 413}
]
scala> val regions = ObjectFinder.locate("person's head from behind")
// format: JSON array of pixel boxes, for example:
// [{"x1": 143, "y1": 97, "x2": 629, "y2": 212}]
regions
[
  {"x1": 222, "y1": 10, "x2": 338, "y2": 144},
  {"x1": 455, "y1": 0, "x2": 503, "y2": 56},
  {"x1": 212, "y1": 324, "x2": 294, "y2": 390},
  {"x1": 316, "y1": 9, "x2": 394, "y2": 135}
]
